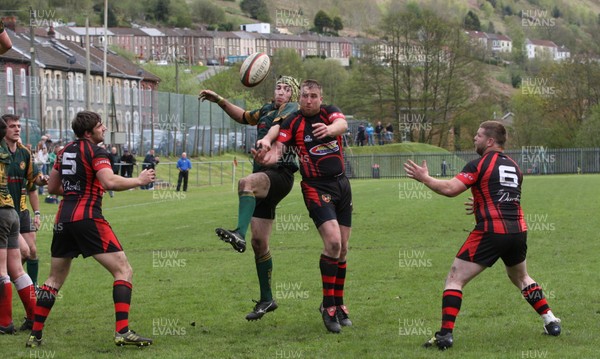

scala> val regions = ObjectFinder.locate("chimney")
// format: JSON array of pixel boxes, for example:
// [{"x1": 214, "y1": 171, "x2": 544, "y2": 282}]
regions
[{"x1": 48, "y1": 25, "x2": 55, "y2": 38}]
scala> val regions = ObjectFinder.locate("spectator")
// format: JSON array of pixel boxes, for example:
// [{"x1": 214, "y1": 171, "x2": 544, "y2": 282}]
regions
[
  {"x1": 35, "y1": 147, "x2": 48, "y2": 195},
  {"x1": 176, "y1": 152, "x2": 192, "y2": 192},
  {"x1": 366, "y1": 123, "x2": 374, "y2": 146},
  {"x1": 441, "y1": 159, "x2": 448, "y2": 177},
  {"x1": 141, "y1": 150, "x2": 159, "y2": 190},
  {"x1": 355, "y1": 123, "x2": 365, "y2": 146},
  {"x1": 119, "y1": 150, "x2": 135, "y2": 178},
  {"x1": 385, "y1": 122, "x2": 394, "y2": 143},
  {"x1": 375, "y1": 121, "x2": 384, "y2": 145},
  {"x1": 109, "y1": 147, "x2": 120, "y2": 175}
]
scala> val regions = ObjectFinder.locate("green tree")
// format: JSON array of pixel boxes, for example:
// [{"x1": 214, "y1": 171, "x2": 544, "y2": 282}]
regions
[
  {"x1": 154, "y1": 0, "x2": 170, "y2": 22},
  {"x1": 338, "y1": 43, "x2": 392, "y2": 123},
  {"x1": 303, "y1": 58, "x2": 348, "y2": 105},
  {"x1": 167, "y1": 0, "x2": 192, "y2": 27},
  {"x1": 333, "y1": 16, "x2": 344, "y2": 32},
  {"x1": 379, "y1": 3, "x2": 485, "y2": 144},
  {"x1": 314, "y1": 10, "x2": 333, "y2": 33},
  {"x1": 191, "y1": 0, "x2": 225, "y2": 25},
  {"x1": 464, "y1": 10, "x2": 481, "y2": 31},
  {"x1": 240, "y1": 0, "x2": 270, "y2": 22},
  {"x1": 575, "y1": 104, "x2": 600, "y2": 147}
]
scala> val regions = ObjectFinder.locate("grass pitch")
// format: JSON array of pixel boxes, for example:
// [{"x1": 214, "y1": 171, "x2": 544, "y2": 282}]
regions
[{"x1": 5, "y1": 174, "x2": 598, "y2": 358}]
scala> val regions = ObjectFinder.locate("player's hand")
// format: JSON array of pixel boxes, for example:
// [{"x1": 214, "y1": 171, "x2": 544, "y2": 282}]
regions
[
  {"x1": 39, "y1": 174, "x2": 49, "y2": 185},
  {"x1": 255, "y1": 139, "x2": 271, "y2": 151},
  {"x1": 33, "y1": 214, "x2": 41, "y2": 230},
  {"x1": 403, "y1": 159, "x2": 429, "y2": 182},
  {"x1": 139, "y1": 169, "x2": 155, "y2": 185},
  {"x1": 198, "y1": 90, "x2": 219, "y2": 103},
  {"x1": 251, "y1": 147, "x2": 267, "y2": 165},
  {"x1": 312, "y1": 123, "x2": 330, "y2": 139},
  {"x1": 464, "y1": 197, "x2": 475, "y2": 215}
]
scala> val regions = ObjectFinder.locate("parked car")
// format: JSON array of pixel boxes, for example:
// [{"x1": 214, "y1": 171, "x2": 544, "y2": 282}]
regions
[
  {"x1": 206, "y1": 59, "x2": 220, "y2": 66},
  {"x1": 138, "y1": 129, "x2": 175, "y2": 156}
]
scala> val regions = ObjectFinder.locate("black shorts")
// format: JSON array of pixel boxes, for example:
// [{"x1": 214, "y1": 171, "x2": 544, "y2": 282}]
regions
[
  {"x1": 51, "y1": 219, "x2": 123, "y2": 258},
  {"x1": 19, "y1": 209, "x2": 36, "y2": 233},
  {"x1": 456, "y1": 230, "x2": 527, "y2": 267},
  {"x1": 253, "y1": 167, "x2": 295, "y2": 220},
  {"x1": 0, "y1": 208, "x2": 20, "y2": 249},
  {"x1": 300, "y1": 175, "x2": 353, "y2": 228}
]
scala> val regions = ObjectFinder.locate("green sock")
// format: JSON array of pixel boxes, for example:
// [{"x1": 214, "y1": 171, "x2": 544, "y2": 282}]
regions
[
  {"x1": 237, "y1": 191, "x2": 255, "y2": 238},
  {"x1": 256, "y1": 251, "x2": 273, "y2": 302},
  {"x1": 27, "y1": 259, "x2": 39, "y2": 286}
]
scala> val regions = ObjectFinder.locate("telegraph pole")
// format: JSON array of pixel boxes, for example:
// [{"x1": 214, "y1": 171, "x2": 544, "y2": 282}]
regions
[{"x1": 29, "y1": 7, "x2": 39, "y2": 130}]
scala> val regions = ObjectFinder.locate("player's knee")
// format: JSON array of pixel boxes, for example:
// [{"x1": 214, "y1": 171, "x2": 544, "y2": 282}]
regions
[
  {"x1": 339, "y1": 246, "x2": 348, "y2": 260},
  {"x1": 238, "y1": 178, "x2": 253, "y2": 194},
  {"x1": 20, "y1": 247, "x2": 31, "y2": 261},
  {"x1": 251, "y1": 237, "x2": 268, "y2": 253},
  {"x1": 325, "y1": 241, "x2": 342, "y2": 257},
  {"x1": 28, "y1": 245, "x2": 37, "y2": 258}
]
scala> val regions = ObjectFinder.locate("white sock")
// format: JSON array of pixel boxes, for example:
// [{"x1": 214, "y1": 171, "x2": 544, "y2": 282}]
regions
[
  {"x1": 13, "y1": 274, "x2": 33, "y2": 291},
  {"x1": 541, "y1": 311, "x2": 559, "y2": 325}
]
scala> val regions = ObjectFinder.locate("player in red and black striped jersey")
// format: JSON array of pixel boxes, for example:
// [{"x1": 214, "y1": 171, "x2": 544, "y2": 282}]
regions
[
  {"x1": 404, "y1": 121, "x2": 561, "y2": 350},
  {"x1": 26, "y1": 111, "x2": 156, "y2": 348},
  {"x1": 254, "y1": 79, "x2": 353, "y2": 333}
]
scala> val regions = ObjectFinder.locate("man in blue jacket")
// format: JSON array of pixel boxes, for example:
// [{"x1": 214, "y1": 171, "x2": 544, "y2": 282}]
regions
[{"x1": 176, "y1": 152, "x2": 191, "y2": 192}]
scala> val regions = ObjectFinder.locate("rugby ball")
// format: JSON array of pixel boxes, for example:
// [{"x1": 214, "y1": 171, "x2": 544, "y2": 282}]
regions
[{"x1": 240, "y1": 52, "x2": 271, "y2": 87}]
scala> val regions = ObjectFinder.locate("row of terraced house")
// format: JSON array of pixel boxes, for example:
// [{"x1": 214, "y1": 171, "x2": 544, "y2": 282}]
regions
[{"x1": 51, "y1": 23, "x2": 366, "y2": 67}]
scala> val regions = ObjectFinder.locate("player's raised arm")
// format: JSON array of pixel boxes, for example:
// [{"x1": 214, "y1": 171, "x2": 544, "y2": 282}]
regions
[
  {"x1": 96, "y1": 168, "x2": 155, "y2": 191},
  {"x1": 404, "y1": 159, "x2": 467, "y2": 197},
  {"x1": 198, "y1": 89, "x2": 246, "y2": 123}
]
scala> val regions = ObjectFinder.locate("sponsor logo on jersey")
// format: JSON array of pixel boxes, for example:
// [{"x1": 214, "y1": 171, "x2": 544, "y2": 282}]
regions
[
  {"x1": 309, "y1": 140, "x2": 339, "y2": 156},
  {"x1": 95, "y1": 158, "x2": 112, "y2": 167},
  {"x1": 304, "y1": 135, "x2": 313, "y2": 143},
  {"x1": 459, "y1": 172, "x2": 474, "y2": 182}
]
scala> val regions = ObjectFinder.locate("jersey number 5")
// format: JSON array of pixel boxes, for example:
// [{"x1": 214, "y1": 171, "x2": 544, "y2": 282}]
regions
[
  {"x1": 499, "y1": 165, "x2": 518, "y2": 188},
  {"x1": 62, "y1": 152, "x2": 77, "y2": 175}
]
